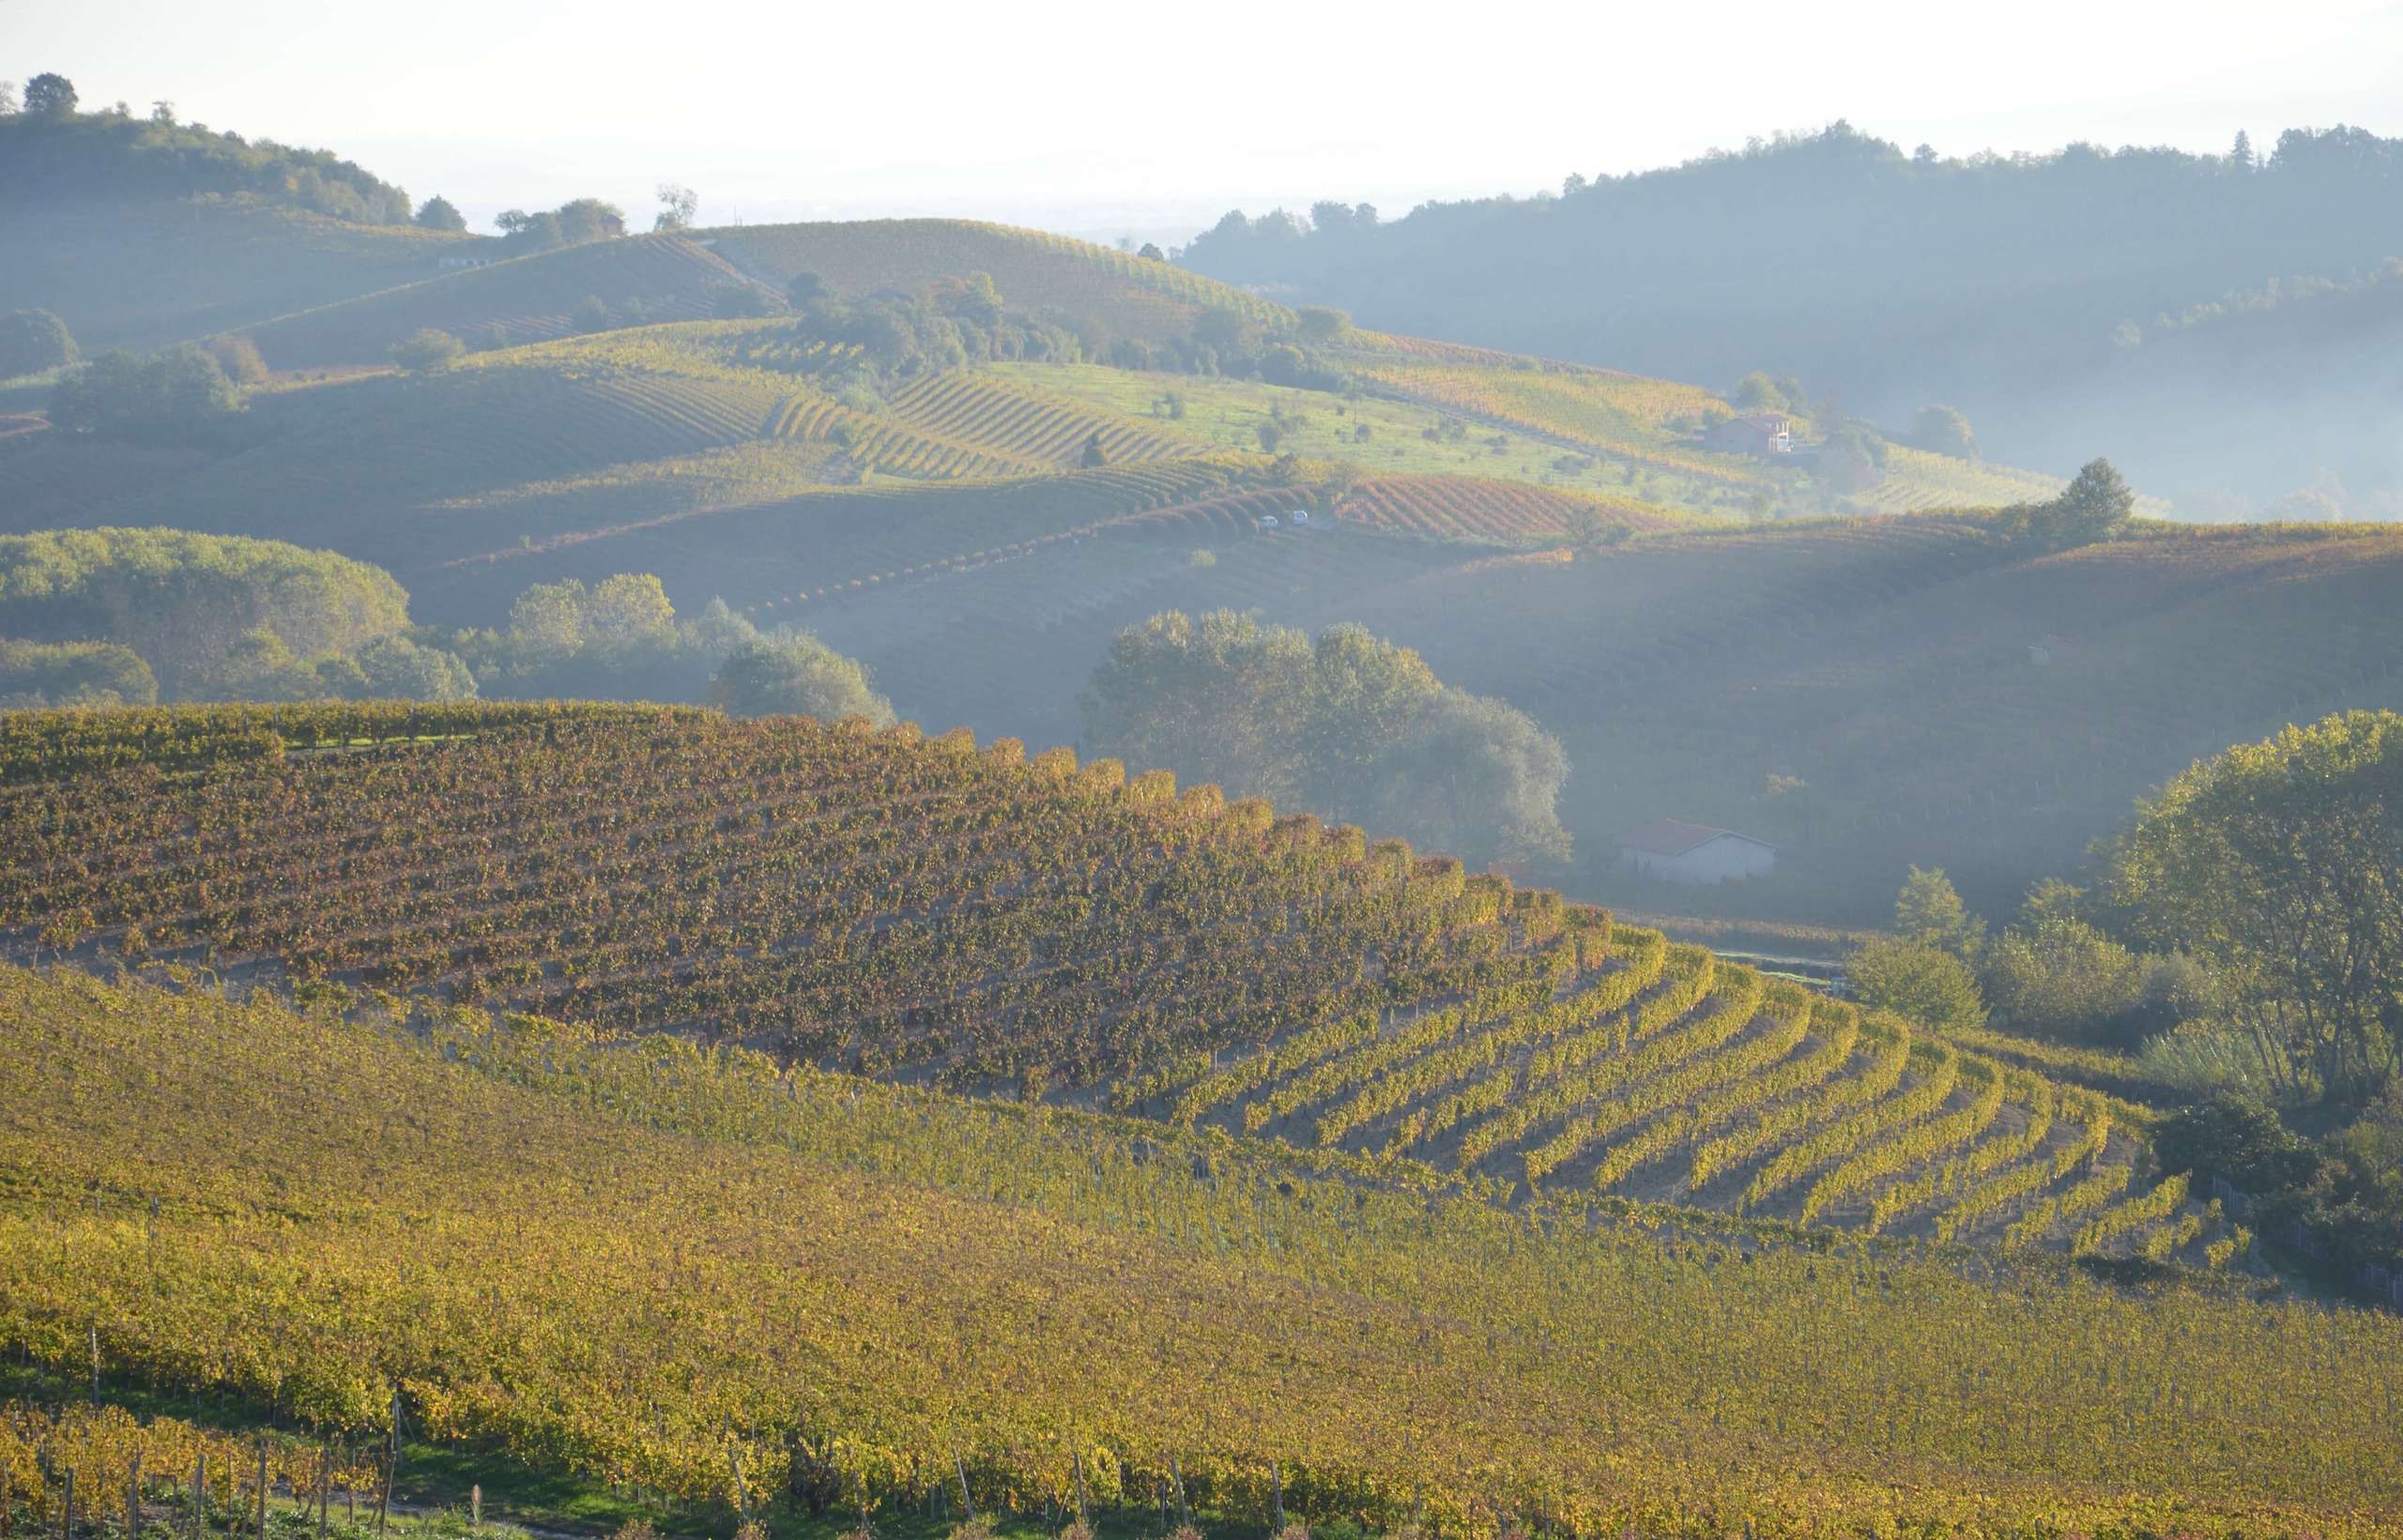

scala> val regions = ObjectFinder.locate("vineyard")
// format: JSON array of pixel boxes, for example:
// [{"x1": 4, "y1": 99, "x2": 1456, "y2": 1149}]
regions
[
  {"x1": 6, "y1": 962, "x2": 2403, "y2": 1538},
  {"x1": 240, "y1": 235, "x2": 776, "y2": 369},
  {"x1": 711, "y1": 220, "x2": 1293, "y2": 341},
  {"x1": 0, "y1": 703, "x2": 2230, "y2": 1263}
]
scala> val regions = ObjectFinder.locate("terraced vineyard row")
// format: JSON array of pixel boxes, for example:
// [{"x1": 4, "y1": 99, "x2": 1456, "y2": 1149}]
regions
[
  {"x1": 1336, "y1": 473, "x2": 1676, "y2": 541},
  {"x1": 885, "y1": 372, "x2": 1202, "y2": 466},
  {"x1": 0, "y1": 704, "x2": 2160, "y2": 1250},
  {"x1": 764, "y1": 389, "x2": 1051, "y2": 479},
  {"x1": 1358, "y1": 359, "x2": 1759, "y2": 483}
]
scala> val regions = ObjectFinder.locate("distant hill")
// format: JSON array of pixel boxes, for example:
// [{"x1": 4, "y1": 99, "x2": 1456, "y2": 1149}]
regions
[{"x1": 1179, "y1": 122, "x2": 2403, "y2": 500}]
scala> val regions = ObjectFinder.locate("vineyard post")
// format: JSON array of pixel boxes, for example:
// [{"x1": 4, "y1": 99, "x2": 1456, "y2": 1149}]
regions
[
  {"x1": 1071, "y1": 1454, "x2": 1088, "y2": 1526},
  {"x1": 344, "y1": 1451, "x2": 355, "y2": 1530},
  {"x1": 317, "y1": 1443, "x2": 329, "y2": 1540},
  {"x1": 192, "y1": 1456, "x2": 205, "y2": 1540},
  {"x1": 253, "y1": 1442, "x2": 266, "y2": 1540},
  {"x1": 373, "y1": 1458, "x2": 387, "y2": 1540},
  {"x1": 90, "y1": 1326, "x2": 100, "y2": 1405},
  {"x1": 1271, "y1": 1460, "x2": 1282, "y2": 1531},
  {"x1": 60, "y1": 1470, "x2": 71, "y2": 1540},
  {"x1": 128, "y1": 1453, "x2": 142, "y2": 1540},
  {"x1": 725, "y1": 1446, "x2": 746, "y2": 1528},
  {"x1": 950, "y1": 1452, "x2": 972, "y2": 1521},
  {"x1": 1170, "y1": 1458, "x2": 1188, "y2": 1528},
  {"x1": 469, "y1": 1485, "x2": 480, "y2": 1531}
]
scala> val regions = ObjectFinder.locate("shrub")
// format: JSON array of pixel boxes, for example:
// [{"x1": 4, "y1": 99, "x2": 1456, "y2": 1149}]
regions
[
  {"x1": 1848, "y1": 937, "x2": 1986, "y2": 1033},
  {"x1": 0, "y1": 308, "x2": 77, "y2": 378},
  {"x1": 0, "y1": 638, "x2": 157, "y2": 707},
  {"x1": 355, "y1": 636, "x2": 478, "y2": 702},
  {"x1": 390, "y1": 328, "x2": 466, "y2": 373}
]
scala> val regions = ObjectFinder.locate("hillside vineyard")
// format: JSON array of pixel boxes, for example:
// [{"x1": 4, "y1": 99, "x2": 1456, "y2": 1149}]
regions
[
  {"x1": 8, "y1": 965, "x2": 2403, "y2": 1539},
  {"x1": 0, "y1": 707, "x2": 2204, "y2": 1256}
]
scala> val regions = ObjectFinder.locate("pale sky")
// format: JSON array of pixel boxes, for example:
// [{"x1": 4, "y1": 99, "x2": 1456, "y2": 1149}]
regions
[{"x1": 8, "y1": 0, "x2": 2403, "y2": 245}]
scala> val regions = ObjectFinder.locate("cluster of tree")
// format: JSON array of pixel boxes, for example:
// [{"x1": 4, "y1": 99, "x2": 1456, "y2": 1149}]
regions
[
  {"x1": 48, "y1": 343, "x2": 248, "y2": 446},
  {"x1": 0, "y1": 308, "x2": 77, "y2": 379},
  {"x1": 494, "y1": 197, "x2": 626, "y2": 252},
  {"x1": 0, "y1": 527, "x2": 459, "y2": 701},
  {"x1": 1081, "y1": 609, "x2": 1571, "y2": 868},
  {"x1": 0, "y1": 74, "x2": 414, "y2": 222},
  {"x1": 2152, "y1": 1090, "x2": 2403, "y2": 1275},
  {"x1": 1098, "y1": 305, "x2": 1352, "y2": 389},
  {"x1": 1178, "y1": 122, "x2": 2403, "y2": 418},
  {"x1": 0, "y1": 637, "x2": 157, "y2": 708},
  {"x1": 1969, "y1": 458, "x2": 2135, "y2": 552},
  {"x1": 738, "y1": 271, "x2": 1082, "y2": 387},
  {"x1": 449, "y1": 572, "x2": 890, "y2": 721},
  {"x1": 1847, "y1": 867, "x2": 2202, "y2": 1047}
]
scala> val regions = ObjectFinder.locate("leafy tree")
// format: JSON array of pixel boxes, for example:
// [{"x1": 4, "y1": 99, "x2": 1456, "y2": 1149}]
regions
[
  {"x1": 0, "y1": 82, "x2": 17, "y2": 115},
  {"x1": 556, "y1": 197, "x2": 626, "y2": 242},
  {"x1": 415, "y1": 195, "x2": 467, "y2": 232},
  {"x1": 1982, "y1": 915, "x2": 2147, "y2": 1044},
  {"x1": 23, "y1": 72, "x2": 76, "y2": 118},
  {"x1": 49, "y1": 346, "x2": 243, "y2": 445},
  {"x1": 1079, "y1": 433, "x2": 1107, "y2": 468},
  {"x1": 203, "y1": 334, "x2": 269, "y2": 386},
  {"x1": 2106, "y1": 709, "x2": 2403, "y2": 1100},
  {"x1": 1848, "y1": 937, "x2": 1986, "y2": 1033},
  {"x1": 1908, "y1": 404, "x2": 1977, "y2": 460},
  {"x1": 354, "y1": 635, "x2": 477, "y2": 701},
  {"x1": 1563, "y1": 504, "x2": 1609, "y2": 552},
  {"x1": 1731, "y1": 372, "x2": 1787, "y2": 412},
  {"x1": 1081, "y1": 610, "x2": 1571, "y2": 868},
  {"x1": 390, "y1": 328, "x2": 466, "y2": 373},
  {"x1": 0, "y1": 309, "x2": 76, "y2": 378},
  {"x1": 653, "y1": 183, "x2": 699, "y2": 233},
  {"x1": 0, "y1": 638, "x2": 156, "y2": 707},
  {"x1": 708, "y1": 636, "x2": 894, "y2": 724},
  {"x1": 1137, "y1": 242, "x2": 1165, "y2": 261},
  {"x1": 1296, "y1": 306, "x2": 1353, "y2": 343},
  {"x1": 1894, "y1": 866, "x2": 1984, "y2": 961},
  {"x1": 0, "y1": 527, "x2": 409, "y2": 697},
  {"x1": 1255, "y1": 420, "x2": 1285, "y2": 453},
  {"x1": 787, "y1": 271, "x2": 829, "y2": 305},
  {"x1": 2152, "y1": 1091, "x2": 2315, "y2": 1193}
]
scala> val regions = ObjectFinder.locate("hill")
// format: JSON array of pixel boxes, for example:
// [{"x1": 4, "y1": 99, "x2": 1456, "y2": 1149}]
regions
[
  {"x1": 10, "y1": 961, "x2": 2398, "y2": 1535},
  {"x1": 0, "y1": 703, "x2": 2220, "y2": 1263},
  {"x1": 0, "y1": 198, "x2": 464, "y2": 355}
]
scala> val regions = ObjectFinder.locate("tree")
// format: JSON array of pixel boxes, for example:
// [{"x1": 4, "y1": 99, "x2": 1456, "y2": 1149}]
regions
[
  {"x1": 654, "y1": 183, "x2": 700, "y2": 233},
  {"x1": 0, "y1": 309, "x2": 77, "y2": 378},
  {"x1": 708, "y1": 637, "x2": 894, "y2": 724},
  {"x1": 1982, "y1": 916, "x2": 2147, "y2": 1044},
  {"x1": 1849, "y1": 938, "x2": 1986, "y2": 1033},
  {"x1": 788, "y1": 271, "x2": 829, "y2": 306},
  {"x1": 1080, "y1": 610, "x2": 1572, "y2": 869},
  {"x1": 390, "y1": 328, "x2": 465, "y2": 373},
  {"x1": 2230, "y1": 130, "x2": 2257, "y2": 172},
  {"x1": 1908, "y1": 404, "x2": 1977, "y2": 460},
  {"x1": 555, "y1": 197, "x2": 625, "y2": 243},
  {"x1": 1563, "y1": 505, "x2": 1609, "y2": 552},
  {"x1": 354, "y1": 636, "x2": 478, "y2": 701},
  {"x1": 415, "y1": 195, "x2": 467, "y2": 232},
  {"x1": 1137, "y1": 243, "x2": 1165, "y2": 262},
  {"x1": 50, "y1": 346, "x2": 243, "y2": 445},
  {"x1": 2106, "y1": 709, "x2": 2403, "y2": 1100},
  {"x1": 1894, "y1": 866, "x2": 1984, "y2": 961},
  {"x1": 1296, "y1": 307, "x2": 1353, "y2": 343},
  {"x1": 581, "y1": 573, "x2": 677, "y2": 651},
  {"x1": 203, "y1": 334, "x2": 269, "y2": 386},
  {"x1": 0, "y1": 82, "x2": 17, "y2": 115},
  {"x1": 2050, "y1": 457, "x2": 2134, "y2": 542},
  {"x1": 1079, "y1": 433, "x2": 1107, "y2": 468},
  {"x1": 23, "y1": 72, "x2": 76, "y2": 118},
  {"x1": 1731, "y1": 372, "x2": 1787, "y2": 412}
]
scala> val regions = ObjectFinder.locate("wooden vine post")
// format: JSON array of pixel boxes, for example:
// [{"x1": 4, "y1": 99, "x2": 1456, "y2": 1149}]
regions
[
  {"x1": 1071, "y1": 1453, "x2": 1089, "y2": 1526},
  {"x1": 1271, "y1": 1459, "x2": 1283, "y2": 1531},
  {"x1": 254, "y1": 1442, "x2": 268, "y2": 1540},
  {"x1": 58, "y1": 1471, "x2": 72, "y2": 1540},
  {"x1": 127, "y1": 1453, "x2": 143, "y2": 1540},
  {"x1": 192, "y1": 1456, "x2": 207, "y2": 1540}
]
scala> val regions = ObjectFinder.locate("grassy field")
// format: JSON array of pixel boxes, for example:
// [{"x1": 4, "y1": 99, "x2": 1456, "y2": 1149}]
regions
[{"x1": 4, "y1": 957, "x2": 2397, "y2": 1536}]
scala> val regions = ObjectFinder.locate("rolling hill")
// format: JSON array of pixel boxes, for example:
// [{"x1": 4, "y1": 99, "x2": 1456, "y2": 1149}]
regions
[
  {"x1": 0, "y1": 702, "x2": 2198, "y2": 1261},
  {"x1": 8, "y1": 954, "x2": 2397, "y2": 1537}
]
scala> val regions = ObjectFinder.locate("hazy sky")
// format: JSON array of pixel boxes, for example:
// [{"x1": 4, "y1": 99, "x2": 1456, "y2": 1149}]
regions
[{"x1": 9, "y1": 0, "x2": 2403, "y2": 243}]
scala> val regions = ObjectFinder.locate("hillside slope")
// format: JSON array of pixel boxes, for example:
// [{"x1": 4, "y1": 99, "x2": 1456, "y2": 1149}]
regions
[
  {"x1": 0, "y1": 704, "x2": 2212, "y2": 1260},
  {"x1": 8, "y1": 962, "x2": 2395, "y2": 1535}
]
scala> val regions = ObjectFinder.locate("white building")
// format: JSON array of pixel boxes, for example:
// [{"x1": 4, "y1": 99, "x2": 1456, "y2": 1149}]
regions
[{"x1": 1618, "y1": 818, "x2": 1779, "y2": 885}]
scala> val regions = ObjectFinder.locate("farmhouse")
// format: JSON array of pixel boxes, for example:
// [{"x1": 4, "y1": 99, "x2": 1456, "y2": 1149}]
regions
[
  {"x1": 1619, "y1": 818, "x2": 1779, "y2": 885},
  {"x1": 1704, "y1": 413, "x2": 1793, "y2": 457}
]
